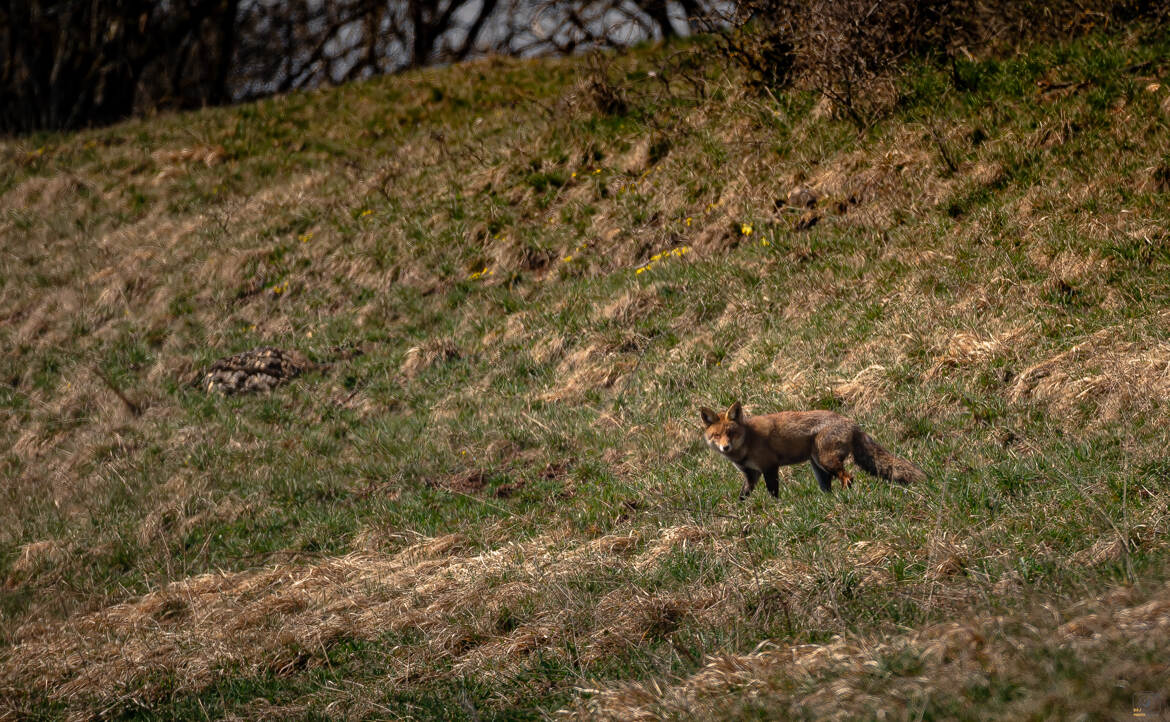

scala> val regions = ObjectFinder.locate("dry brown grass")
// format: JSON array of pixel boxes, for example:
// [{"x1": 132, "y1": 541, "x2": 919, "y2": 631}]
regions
[
  {"x1": 400, "y1": 340, "x2": 462, "y2": 380},
  {"x1": 566, "y1": 581, "x2": 1170, "y2": 720},
  {"x1": 0, "y1": 526, "x2": 749, "y2": 713},
  {"x1": 831, "y1": 364, "x2": 892, "y2": 414},
  {"x1": 2, "y1": 513, "x2": 1046, "y2": 716},
  {"x1": 803, "y1": 127, "x2": 957, "y2": 231},
  {"x1": 600, "y1": 285, "x2": 665, "y2": 324},
  {"x1": 1008, "y1": 312, "x2": 1170, "y2": 428},
  {"x1": 0, "y1": 160, "x2": 345, "y2": 529},
  {"x1": 540, "y1": 342, "x2": 636, "y2": 402},
  {"x1": 927, "y1": 326, "x2": 1032, "y2": 379},
  {"x1": 5, "y1": 540, "x2": 68, "y2": 586},
  {"x1": 136, "y1": 473, "x2": 242, "y2": 546}
]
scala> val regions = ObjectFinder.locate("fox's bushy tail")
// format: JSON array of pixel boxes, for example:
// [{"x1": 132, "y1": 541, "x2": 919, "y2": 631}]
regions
[{"x1": 852, "y1": 429, "x2": 925, "y2": 485}]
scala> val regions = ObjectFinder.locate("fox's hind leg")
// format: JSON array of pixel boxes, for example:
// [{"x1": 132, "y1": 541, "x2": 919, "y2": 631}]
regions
[
  {"x1": 812, "y1": 434, "x2": 851, "y2": 492},
  {"x1": 810, "y1": 460, "x2": 833, "y2": 493}
]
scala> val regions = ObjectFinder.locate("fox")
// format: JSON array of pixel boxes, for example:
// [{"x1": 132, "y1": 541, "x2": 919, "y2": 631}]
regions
[{"x1": 700, "y1": 402, "x2": 925, "y2": 498}]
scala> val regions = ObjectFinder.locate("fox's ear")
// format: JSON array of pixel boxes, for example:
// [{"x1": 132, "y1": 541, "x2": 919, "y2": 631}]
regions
[
  {"x1": 726, "y1": 401, "x2": 744, "y2": 423},
  {"x1": 699, "y1": 407, "x2": 719, "y2": 425}
]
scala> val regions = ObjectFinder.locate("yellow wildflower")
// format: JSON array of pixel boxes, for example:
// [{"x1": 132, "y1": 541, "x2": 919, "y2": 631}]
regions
[
  {"x1": 563, "y1": 255, "x2": 573, "y2": 262},
  {"x1": 685, "y1": 217, "x2": 692, "y2": 227},
  {"x1": 741, "y1": 223, "x2": 753, "y2": 236},
  {"x1": 360, "y1": 209, "x2": 373, "y2": 217},
  {"x1": 761, "y1": 239, "x2": 770, "y2": 247},
  {"x1": 571, "y1": 171, "x2": 577, "y2": 178},
  {"x1": 299, "y1": 232, "x2": 313, "y2": 243},
  {"x1": 593, "y1": 168, "x2": 601, "y2": 175},
  {"x1": 634, "y1": 245, "x2": 690, "y2": 276}
]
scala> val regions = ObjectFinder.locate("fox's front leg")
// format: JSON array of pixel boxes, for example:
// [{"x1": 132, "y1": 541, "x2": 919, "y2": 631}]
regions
[
  {"x1": 763, "y1": 468, "x2": 780, "y2": 498},
  {"x1": 737, "y1": 465, "x2": 760, "y2": 500},
  {"x1": 836, "y1": 469, "x2": 853, "y2": 489}
]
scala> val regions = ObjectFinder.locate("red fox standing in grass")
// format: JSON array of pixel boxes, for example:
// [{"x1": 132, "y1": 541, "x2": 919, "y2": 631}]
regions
[{"x1": 700, "y1": 402, "x2": 925, "y2": 498}]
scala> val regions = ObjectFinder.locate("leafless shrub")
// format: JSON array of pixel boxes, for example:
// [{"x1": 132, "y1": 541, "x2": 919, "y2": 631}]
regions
[
  {"x1": 701, "y1": 0, "x2": 947, "y2": 129},
  {"x1": 799, "y1": 0, "x2": 935, "y2": 129},
  {"x1": 583, "y1": 52, "x2": 631, "y2": 115},
  {"x1": 699, "y1": 3, "x2": 795, "y2": 95}
]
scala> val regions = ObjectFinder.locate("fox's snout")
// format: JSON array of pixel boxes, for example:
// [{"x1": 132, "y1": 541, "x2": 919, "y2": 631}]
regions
[{"x1": 703, "y1": 427, "x2": 741, "y2": 455}]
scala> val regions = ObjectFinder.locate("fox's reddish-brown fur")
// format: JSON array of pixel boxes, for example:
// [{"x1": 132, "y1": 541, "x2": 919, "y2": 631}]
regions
[{"x1": 700, "y1": 402, "x2": 925, "y2": 498}]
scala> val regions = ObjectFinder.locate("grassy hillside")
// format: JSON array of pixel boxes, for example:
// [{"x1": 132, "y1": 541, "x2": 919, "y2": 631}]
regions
[{"x1": 2, "y1": 24, "x2": 1170, "y2": 719}]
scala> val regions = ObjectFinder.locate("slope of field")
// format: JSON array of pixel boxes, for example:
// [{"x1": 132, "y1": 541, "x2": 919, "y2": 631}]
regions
[{"x1": 2, "y1": 26, "x2": 1170, "y2": 719}]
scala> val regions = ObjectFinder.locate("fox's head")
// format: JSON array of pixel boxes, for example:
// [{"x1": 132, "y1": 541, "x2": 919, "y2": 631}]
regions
[{"x1": 700, "y1": 402, "x2": 746, "y2": 456}]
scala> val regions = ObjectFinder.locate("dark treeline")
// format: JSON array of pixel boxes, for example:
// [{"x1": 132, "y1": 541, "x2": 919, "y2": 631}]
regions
[
  {"x1": 0, "y1": 0, "x2": 719, "y2": 134},
  {"x1": 3, "y1": 0, "x2": 1165, "y2": 134}
]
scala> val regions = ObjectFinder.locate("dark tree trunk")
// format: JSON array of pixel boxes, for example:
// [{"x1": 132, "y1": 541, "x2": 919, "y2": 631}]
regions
[
  {"x1": 1, "y1": 0, "x2": 240, "y2": 133},
  {"x1": 640, "y1": 0, "x2": 678, "y2": 38}
]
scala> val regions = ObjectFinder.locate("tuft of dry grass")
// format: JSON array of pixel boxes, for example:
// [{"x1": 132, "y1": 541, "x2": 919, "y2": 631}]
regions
[
  {"x1": 927, "y1": 326, "x2": 1032, "y2": 378},
  {"x1": 831, "y1": 365, "x2": 891, "y2": 414},
  {"x1": 566, "y1": 581, "x2": 1170, "y2": 720},
  {"x1": 1008, "y1": 312, "x2": 1170, "y2": 428},
  {"x1": 541, "y1": 342, "x2": 635, "y2": 402},
  {"x1": 5, "y1": 541, "x2": 68, "y2": 586},
  {"x1": 400, "y1": 340, "x2": 462, "y2": 380}
]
